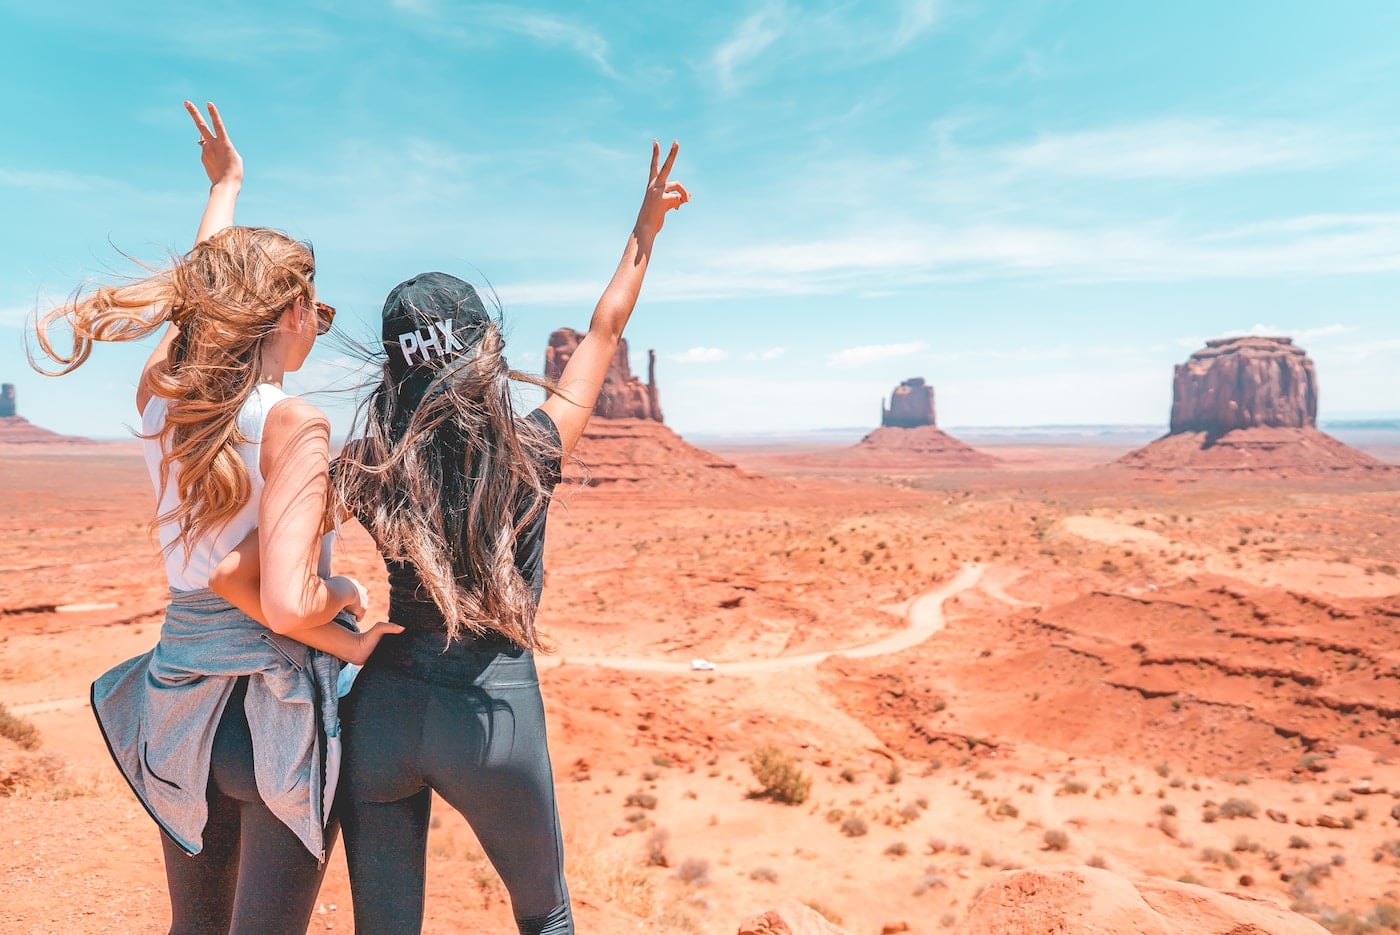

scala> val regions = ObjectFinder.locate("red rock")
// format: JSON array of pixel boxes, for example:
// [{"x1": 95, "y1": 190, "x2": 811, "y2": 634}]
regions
[
  {"x1": 0, "y1": 383, "x2": 14, "y2": 418},
  {"x1": 846, "y1": 425, "x2": 998, "y2": 468},
  {"x1": 1120, "y1": 336, "x2": 1394, "y2": 476},
  {"x1": 1170, "y1": 336, "x2": 1315, "y2": 434},
  {"x1": 0, "y1": 416, "x2": 88, "y2": 444},
  {"x1": 544, "y1": 328, "x2": 662, "y2": 421},
  {"x1": 956, "y1": 866, "x2": 1329, "y2": 935},
  {"x1": 560, "y1": 419, "x2": 755, "y2": 488},
  {"x1": 736, "y1": 901, "x2": 852, "y2": 935},
  {"x1": 882, "y1": 378, "x2": 935, "y2": 428}
]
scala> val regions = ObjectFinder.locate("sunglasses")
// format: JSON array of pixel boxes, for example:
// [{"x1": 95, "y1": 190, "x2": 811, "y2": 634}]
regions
[{"x1": 313, "y1": 301, "x2": 336, "y2": 336}]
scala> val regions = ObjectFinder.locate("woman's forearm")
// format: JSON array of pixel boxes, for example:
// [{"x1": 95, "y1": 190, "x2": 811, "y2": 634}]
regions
[
  {"x1": 194, "y1": 180, "x2": 241, "y2": 245},
  {"x1": 586, "y1": 226, "x2": 656, "y2": 343}
]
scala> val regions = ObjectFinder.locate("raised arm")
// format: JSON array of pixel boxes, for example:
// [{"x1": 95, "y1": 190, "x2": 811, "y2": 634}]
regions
[
  {"x1": 540, "y1": 140, "x2": 688, "y2": 454},
  {"x1": 137, "y1": 102, "x2": 244, "y2": 416}
]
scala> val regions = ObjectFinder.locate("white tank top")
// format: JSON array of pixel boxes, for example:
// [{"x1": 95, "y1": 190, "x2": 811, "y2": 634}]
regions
[{"x1": 142, "y1": 383, "x2": 289, "y2": 591}]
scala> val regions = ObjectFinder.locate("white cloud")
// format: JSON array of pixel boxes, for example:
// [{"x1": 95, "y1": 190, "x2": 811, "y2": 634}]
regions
[
  {"x1": 828, "y1": 340, "x2": 928, "y2": 369},
  {"x1": 744, "y1": 346, "x2": 786, "y2": 361},
  {"x1": 394, "y1": 3, "x2": 617, "y2": 77},
  {"x1": 997, "y1": 118, "x2": 1348, "y2": 180},
  {"x1": 667, "y1": 346, "x2": 729, "y2": 363},
  {"x1": 711, "y1": 6, "x2": 787, "y2": 92},
  {"x1": 707, "y1": 0, "x2": 941, "y2": 92},
  {"x1": 893, "y1": 0, "x2": 942, "y2": 49},
  {"x1": 1240, "y1": 323, "x2": 1355, "y2": 341}
]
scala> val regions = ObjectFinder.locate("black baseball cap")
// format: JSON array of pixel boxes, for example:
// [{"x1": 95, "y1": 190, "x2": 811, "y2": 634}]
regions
[{"x1": 381, "y1": 272, "x2": 492, "y2": 381}]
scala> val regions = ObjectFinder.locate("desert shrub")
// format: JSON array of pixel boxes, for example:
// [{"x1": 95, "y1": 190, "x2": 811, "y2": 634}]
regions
[
  {"x1": 0, "y1": 703, "x2": 39, "y2": 750},
  {"x1": 675, "y1": 857, "x2": 710, "y2": 886},
  {"x1": 995, "y1": 801, "x2": 1019, "y2": 819},
  {"x1": 1087, "y1": 855, "x2": 1107, "y2": 869},
  {"x1": 886, "y1": 761, "x2": 902, "y2": 785},
  {"x1": 749, "y1": 866, "x2": 778, "y2": 883},
  {"x1": 841, "y1": 816, "x2": 868, "y2": 837},
  {"x1": 1043, "y1": 829, "x2": 1070, "y2": 851},
  {"x1": 899, "y1": 802, "x2": 921, "y2": 822},
  {"x1": 1219, "y1": 797, "x2": 1259, "y2": 819},
  {"x1": 1158, "y1": 815, "x2": 1180, "y2": 839},
  {"x1": 645, "y1": 828, "x2": 669, "y2": 867},
  {"x1": 1159, "y1": 803, "x2": 1178, "y2": 816},
  {"x1": 1057, "y1": 779, "x2": 1089, "y2": 796},
  {"x1": 1201, "y1": 847, "x2": 1240, "y2": 869},
  {"x1": 885, "y1": 841, "x2": 908, "y2": 857},
  {"x1": 625, "y1": 792, "x2": 658, "y2": 810},
  {"x1": 748, "y1": 745, "x2": 811, "y2": 805},
  {"x1": 1290, "y1": 835, "x2": 1312, "y2": 849},
  {"x1": 913, "y1": 871, "x2": 947, "y2": 896},
  {"x1": 1233, "y1": 835, "x2": 1261, "y2": 853}
]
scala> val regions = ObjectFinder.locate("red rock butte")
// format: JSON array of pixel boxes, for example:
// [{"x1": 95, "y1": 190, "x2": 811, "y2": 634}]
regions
[
  {"x1": 818, "y1": 377, "x2": 996, "y2": 468},
  {"x1": 1120, "y1": 336, "x2": 1392, "y2": 476},
  {"x1": 542, "y1": 329, "x2": 754, "y2": 487}
]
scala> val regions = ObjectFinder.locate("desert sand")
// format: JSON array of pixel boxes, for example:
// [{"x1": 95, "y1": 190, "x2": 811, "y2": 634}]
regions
[{"x1": 3, "y1": 434, "x2": 1399, "y2": 934}]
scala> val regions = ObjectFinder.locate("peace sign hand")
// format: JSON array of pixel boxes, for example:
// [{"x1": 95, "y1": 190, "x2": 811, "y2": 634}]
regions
[
  {"x1": 185, "y1": 101, "x2": 243, "y2": 188},
  {"x1": 634, "y1": 140, "x2": 689, "y2": 238}
]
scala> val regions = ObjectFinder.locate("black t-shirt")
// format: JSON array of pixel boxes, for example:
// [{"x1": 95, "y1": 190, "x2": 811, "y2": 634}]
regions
[{"x1": 366, "y1": 407, "x2": 562, "y2": 639}]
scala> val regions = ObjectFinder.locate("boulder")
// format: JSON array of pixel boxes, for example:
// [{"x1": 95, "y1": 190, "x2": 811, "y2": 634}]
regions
[
  {"x1": 544, "y1": 328, "x2": 662, "y2": 421},
  {"x1": 882, "y1": 377, "x2": 936, "y2": 428},
  {"x1": 956, "y1": 867, "x2": 1329, "y2": 935}
]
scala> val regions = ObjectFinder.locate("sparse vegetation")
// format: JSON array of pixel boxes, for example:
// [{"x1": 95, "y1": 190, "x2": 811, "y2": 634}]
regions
[
  {"x1": 645, "y1": 828, "x2": 669, "y2": 867},
  {"x1": 841, "y1": 816, "x2": 869, "y2": 837},
  {"x1": 674, "y1": 857, "x2": 710, "y2": 886},
  {"x1": 625, "y1": 792, "x2": 658, "y2": 810},
  {"x1": 0, "y1": 702, "x2": 40, "y2": 750},
  {"x1": 1043, "y1": 829, "x2": 1070, "y2": 851},
  {"x1": 1219, "y1": 797, "x2": 1259, "y2": 819},
  {"x1": 747, "y1": 745, "x2": 811, "y2": 805}
]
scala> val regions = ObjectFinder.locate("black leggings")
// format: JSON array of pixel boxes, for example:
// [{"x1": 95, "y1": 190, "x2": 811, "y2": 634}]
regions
[
  {"x1": 162, "y1": 678, "x2": 334, "y2": 935},
  {"x1": 337, "y1": 632, "x2": 572, "y2": 935}
]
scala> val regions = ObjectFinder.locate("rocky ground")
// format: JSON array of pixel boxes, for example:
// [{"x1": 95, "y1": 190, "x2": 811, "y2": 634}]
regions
[{"x1": 3, "y1": 436, "x2": 1400, "y2": 934}]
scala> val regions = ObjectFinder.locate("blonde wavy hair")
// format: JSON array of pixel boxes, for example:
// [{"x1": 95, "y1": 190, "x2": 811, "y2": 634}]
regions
[{"x1": 31, "y1": 226, "x2": 316, "y2": 559}]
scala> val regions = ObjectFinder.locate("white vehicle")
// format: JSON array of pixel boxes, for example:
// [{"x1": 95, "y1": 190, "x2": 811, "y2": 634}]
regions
[{"x1": 690, "y1": 658, "x2": 718, "y2": 672}]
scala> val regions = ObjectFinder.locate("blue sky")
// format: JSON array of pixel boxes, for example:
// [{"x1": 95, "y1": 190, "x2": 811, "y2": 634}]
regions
[{"x1": 3, "y1": 0, "x2": 1398, "y2": 438}]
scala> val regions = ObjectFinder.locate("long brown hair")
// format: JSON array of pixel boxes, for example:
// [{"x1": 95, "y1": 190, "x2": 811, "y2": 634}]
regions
[
  {"x1": 31, "y1": 227, "x2": 316, "y2": 558},
  {"x1": 336, "y1": 317, "x2": 561, "y2": 648}
]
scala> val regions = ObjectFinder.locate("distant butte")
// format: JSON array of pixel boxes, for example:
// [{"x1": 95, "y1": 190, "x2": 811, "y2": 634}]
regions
[
  {"x1": 541, "y1": 329, "x2": 756, "y2": 487},
  {"x1": 843, "y1": 377, "x2": 996, "y2": 468},
  {"x1": 1119, "y1": 336, "x2": 1392, "y2": 476},
  {"x1": 0, "y1": 383, "x2": 88, "y2": 444},
  {"x1": 882, "y1": 377, "x2": 936, "y2": 428}
]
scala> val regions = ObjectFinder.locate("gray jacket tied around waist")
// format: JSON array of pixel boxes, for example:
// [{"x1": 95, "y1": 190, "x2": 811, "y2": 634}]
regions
[{"x1": 92, "y1": 588, "x2": 344, "y2": 860}]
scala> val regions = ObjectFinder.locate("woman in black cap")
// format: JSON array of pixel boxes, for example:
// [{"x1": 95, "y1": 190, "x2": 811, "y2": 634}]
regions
[{"x1": 333, "y1": 142, "x2": 688, "y2": 934}]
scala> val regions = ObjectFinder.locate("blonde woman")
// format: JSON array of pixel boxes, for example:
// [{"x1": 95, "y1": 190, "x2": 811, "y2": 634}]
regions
[{"x1": 31, "y1": 102, "x2": 397, "y2": 935}]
